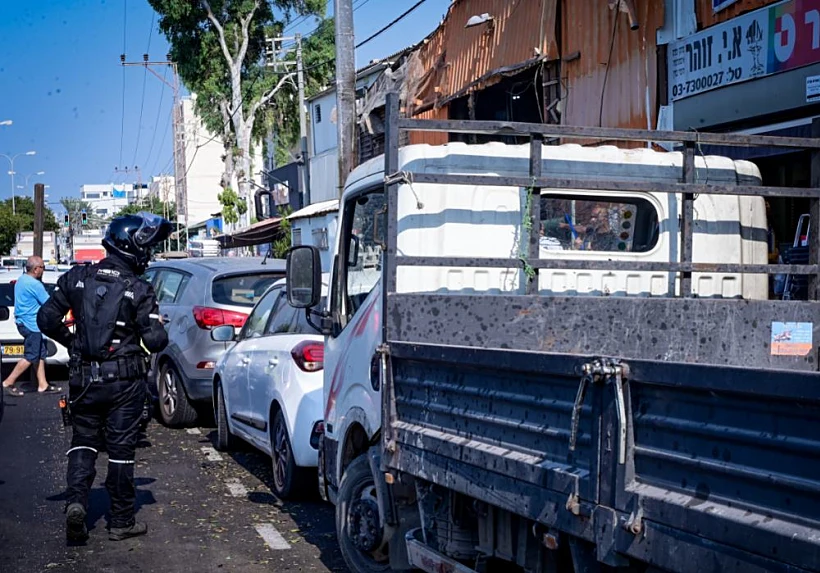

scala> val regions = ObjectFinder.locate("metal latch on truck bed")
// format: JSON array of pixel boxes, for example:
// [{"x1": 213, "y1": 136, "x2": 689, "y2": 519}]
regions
[{"x1": 569, "y1": 360, "x2": 630, "y2": 464}]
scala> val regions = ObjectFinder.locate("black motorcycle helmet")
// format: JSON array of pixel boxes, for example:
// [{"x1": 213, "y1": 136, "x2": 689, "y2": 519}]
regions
[{"x1": 103, "y1": 212, "x2": 174, "y2": 271}]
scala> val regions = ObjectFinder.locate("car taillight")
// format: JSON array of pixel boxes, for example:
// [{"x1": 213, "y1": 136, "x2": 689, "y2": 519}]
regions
[
  {"x1": 193, "y1": 306, "x2": 248, "y2": 330},
  {"x1": 291, "y1": 341, "x2": 324, "y2": 372}
]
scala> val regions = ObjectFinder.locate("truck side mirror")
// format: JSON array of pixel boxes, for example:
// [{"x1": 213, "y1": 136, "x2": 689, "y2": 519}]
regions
[
  {"x1": 255, "y1": 190, "x2": 273, "y2": 221},
  {"x1": 348, "y1": 235, "x2": 360, "y2": 267},
  {"x1": 287, "y1": 245, "x2": 321, "y2": 309}
]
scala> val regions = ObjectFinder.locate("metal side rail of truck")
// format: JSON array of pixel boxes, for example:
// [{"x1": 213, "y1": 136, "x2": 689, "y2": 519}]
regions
[{"x1": 285, "y1": 93, "x2": 820, "y2": 573}]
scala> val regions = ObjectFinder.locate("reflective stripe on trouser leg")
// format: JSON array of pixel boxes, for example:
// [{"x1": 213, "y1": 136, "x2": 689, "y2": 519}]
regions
[
  {"x1": 109, "y1": 459, "x2": 135, "y2": 464},
  {"x1": 66, "y1": 446, "x2": 98, "y2": 456}
]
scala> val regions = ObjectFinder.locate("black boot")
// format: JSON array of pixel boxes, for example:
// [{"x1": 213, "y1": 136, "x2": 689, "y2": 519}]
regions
[
  {"x1": 109, "y1": 521, "x2": 148, "y2": 541},
  {"x1": 66, "y1": 502, "x2": 88, "y2": 542}
]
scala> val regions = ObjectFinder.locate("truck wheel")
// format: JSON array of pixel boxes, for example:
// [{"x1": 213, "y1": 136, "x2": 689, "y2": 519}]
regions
[
  {"x1": 336, "y1": 455, "x2": 391, "y2": 572},
  {"x1": 215, "y1": 385, "x2": 237, "y2": 451},
  {"x1": 157, "y1": 362, "x2": 197, "y2": 427}
]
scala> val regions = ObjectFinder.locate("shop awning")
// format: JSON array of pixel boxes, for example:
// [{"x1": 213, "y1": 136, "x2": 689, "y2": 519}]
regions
[{"x1": 215, "y1": 217, "x2": 284, "y2": 249}]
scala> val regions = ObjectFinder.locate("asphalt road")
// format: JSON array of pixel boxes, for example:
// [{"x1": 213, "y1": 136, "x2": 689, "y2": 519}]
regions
[{"x1": 0, "y1": 374, "x2": 348, "y2": 573}]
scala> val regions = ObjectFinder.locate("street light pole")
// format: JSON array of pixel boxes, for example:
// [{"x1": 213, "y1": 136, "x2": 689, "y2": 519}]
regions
[
  {"x1": 18, "y1": 171, "x2": 45, "y2": 197},
  {"x1": 0, "y1": 150, "x2": 37, "y2": 215}
]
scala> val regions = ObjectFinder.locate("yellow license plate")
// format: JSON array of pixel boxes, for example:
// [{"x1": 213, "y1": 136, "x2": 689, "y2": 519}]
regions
[{"x1": 2, "y1": 345, "x2": 25, "y2": 356}]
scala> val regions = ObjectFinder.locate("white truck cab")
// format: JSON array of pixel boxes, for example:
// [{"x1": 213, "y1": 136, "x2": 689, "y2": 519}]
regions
[{"x1": 286, "y1": 140, "x2": 767, "y2": 572}]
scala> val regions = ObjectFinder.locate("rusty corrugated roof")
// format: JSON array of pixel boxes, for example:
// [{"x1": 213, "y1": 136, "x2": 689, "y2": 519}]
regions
[
  {"x1": 411, "y1": 0, "x2": 559, "y2": 111},
  {"x1": 561, "y1": 0, "x2": 665, "y2": 133}
]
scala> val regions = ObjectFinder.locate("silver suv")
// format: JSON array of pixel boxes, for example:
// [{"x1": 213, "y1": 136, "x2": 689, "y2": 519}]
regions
[{"x1": 145, "y1": 257, "x2": 285, "y2": 426}]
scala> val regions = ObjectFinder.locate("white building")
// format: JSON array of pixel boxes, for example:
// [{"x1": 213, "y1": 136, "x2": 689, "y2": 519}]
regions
[
  {"x1": 80, "y1": 183, "x2": 149, "y2": 220},
  {"x1": 176, "y1": 95, "x2": 264, "y2": 231},
  {"x1": 306, "y1": 61, "x2": 389, "y2": 205},
  {"x1": 148, "y1": 175, "x2": 176, "y2": 204}
]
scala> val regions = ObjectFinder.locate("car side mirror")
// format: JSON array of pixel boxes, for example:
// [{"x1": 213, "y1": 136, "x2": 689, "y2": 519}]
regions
[
  {"x1": 0, "y1": 307, "x2": 9, "y2": 321},
  {"x1": 211, "y1": 325, "x2": 236, "y2": 342},
  {"x1": 287, "y1": 245, "x2": 321, "y2": 309}
]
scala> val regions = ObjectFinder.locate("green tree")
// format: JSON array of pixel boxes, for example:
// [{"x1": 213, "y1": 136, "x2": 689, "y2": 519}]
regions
[
  {"x1": 60, "y1": 197, "x2": 106, "y2": 231},
  {"x1": 217, "y1": 187, "x2": 246, "y2": 225},
  {"x1": 114, "y1": 197, "x2": 178, "y2": 222},
  {"x1": 0, "y1": 198, "x2": 61, "y2": 256},
  {"x1": 271, "y1": 205, "x2": 292, "y2": 258},
  {"x1": 148, "y1": 0, "x2": 331, "y2": 227},
  {"x1": 263, "y1": 18, "x2": 336, "y2": 166}
]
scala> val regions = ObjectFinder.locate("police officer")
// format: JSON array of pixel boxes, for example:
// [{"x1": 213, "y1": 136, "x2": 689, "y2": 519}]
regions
[{"x1": 38, "y1": 212, "x2": 172, "y2": 542}]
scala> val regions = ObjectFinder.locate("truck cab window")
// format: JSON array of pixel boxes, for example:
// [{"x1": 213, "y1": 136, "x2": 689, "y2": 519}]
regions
[
  {"x1": 341, "y1": 191, "x2": 385, "y2": 322},
  {"x1": 539, "y1": 196, "x2": 659, "y2": 253}
]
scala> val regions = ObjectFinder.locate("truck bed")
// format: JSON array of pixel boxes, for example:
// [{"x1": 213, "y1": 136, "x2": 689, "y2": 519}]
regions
[{"x1": 382, "y1": 293, "x2": 820, "y2": 573}]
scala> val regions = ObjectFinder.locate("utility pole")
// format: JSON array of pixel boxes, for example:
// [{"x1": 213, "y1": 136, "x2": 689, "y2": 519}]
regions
[
  {"x1": 335, "y1": 0, "x2": 357, "y2": 198},
  {"x1": 265, "y1": 33, "x2": 309, "y2": 206},
  {"x1": 122, "y1": 53, "x2": 187, "y2": 250},
  {"x1": 33, "y1": 183, "x2": 44, "y2": 259}
]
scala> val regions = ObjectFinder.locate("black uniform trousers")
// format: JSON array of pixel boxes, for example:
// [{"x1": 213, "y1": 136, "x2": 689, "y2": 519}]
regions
[{"x1": 66, "y1": 374, "x2": 146, "y2": 529}]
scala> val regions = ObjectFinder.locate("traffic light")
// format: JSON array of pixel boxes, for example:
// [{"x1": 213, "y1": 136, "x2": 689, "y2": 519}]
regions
[
  {"x1": 81, "y1": 210, "x2": 88, "y2": 226},
  {"x1": 63, "y1": 214, "x2": 69, "y2": 227}
]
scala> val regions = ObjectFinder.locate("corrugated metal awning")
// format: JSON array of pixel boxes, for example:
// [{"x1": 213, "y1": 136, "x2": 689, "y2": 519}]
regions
[{"x1": 216, "y1": 217, "x2": 284, "y2": 248}]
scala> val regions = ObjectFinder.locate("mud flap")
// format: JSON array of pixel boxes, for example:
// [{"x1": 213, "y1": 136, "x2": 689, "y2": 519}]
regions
[{"x1": 406, "y1": 528, "x2": 479, "y2": 573}]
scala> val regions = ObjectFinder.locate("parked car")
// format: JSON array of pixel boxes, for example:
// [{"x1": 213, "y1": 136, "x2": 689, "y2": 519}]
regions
[
  {"x1": 0, "y1": 305, "x2": 11, "y2": 424},
  {"x1": 210, "y1": 277, "x2": 326, "y2": 498},
  {"x1": 144, "y1": 257, "x2": 286, "y2": 427},
  {"x1": 0, "y1": 270, "x2": 70, "y2": 366}
]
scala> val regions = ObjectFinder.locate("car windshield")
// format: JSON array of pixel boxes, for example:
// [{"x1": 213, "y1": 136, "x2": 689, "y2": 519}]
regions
[
  {"x1": 0, "y1": 282, "x2": 57, "y2": 307},
  {"x1": 211, "y1": 273, "x2": 284, "y2": 308}
]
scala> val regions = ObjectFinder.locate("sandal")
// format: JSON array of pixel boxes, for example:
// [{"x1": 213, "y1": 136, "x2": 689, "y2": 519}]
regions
[
  {"x1": 3, "y1": 385, "x2": 24, "y2": 397},
  {"x1": 38, "y1": 384, "x2": 62, "y2": 394}
]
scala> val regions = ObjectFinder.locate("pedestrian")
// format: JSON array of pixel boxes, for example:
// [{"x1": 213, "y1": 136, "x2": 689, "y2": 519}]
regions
[
  {"x1": 37, "y1": 212, "x2": 172, "y2": 543},
  {"x1": 1, "y1": 255, "x2": 62, "y2": 397}
]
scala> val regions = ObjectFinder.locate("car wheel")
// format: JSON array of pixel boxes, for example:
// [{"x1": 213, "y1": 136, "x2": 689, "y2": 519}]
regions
[
  {"x1": 215, "y1": 384, "x2": 237, "y2": 451},
  {"x1": 157, "y1": 361, "x2": 197, "y2": 427},
  {"x1": 270, "y1": 409, "x2": 310, "y2": 499},
  {"x1": 336, "y1": 455, "x2": 391, "y2": 573}
]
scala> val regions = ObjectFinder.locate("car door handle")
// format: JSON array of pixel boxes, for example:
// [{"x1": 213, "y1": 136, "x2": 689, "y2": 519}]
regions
[{"x1": 268, "y1": 358, "x2": 279, "y2": 367}]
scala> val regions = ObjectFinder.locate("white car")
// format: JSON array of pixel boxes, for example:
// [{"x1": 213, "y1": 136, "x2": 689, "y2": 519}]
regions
[
  {"x1": 0, "y1": 270, "x2": 70, "y2": 366},
  {"x1": 210, "y1": 278, "x2": 325, "y2": 499}
]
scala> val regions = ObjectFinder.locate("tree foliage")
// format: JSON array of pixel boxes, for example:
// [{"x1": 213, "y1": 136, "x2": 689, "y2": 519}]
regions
[
  {"x1": 115, "y1": 197, "x2": 178, "y2": 222},
  {"x1": 263, "y1": 17, "x2": 336, "y2": 166},
  {"x1": 148, "y1": 0, "x2": 333, "y2": 228},
  {"x1": 0, "y1": 197, "x2": 60, "y2": 256},
  {"x1": 60, "y1": 197, "x2": 106, "y2": 231},
  {"x1": 217, "y1": 187, "x2": 247, "y2": 225},
  {"x1": 271, "y1": 205, "x2": 292, "y2": 258}
]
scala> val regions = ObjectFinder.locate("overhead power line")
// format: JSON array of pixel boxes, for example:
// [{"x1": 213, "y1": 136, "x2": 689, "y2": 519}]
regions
[
  {"x1": 131, "y1": 11, "x2": 156, "y2": 171},
  {"x1": 119, "y1": 0, "x2": 128, "y2": 170}
]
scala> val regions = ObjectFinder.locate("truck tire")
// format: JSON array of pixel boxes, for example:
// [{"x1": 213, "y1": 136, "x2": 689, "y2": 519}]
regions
[
  {"x1": 157, "y1": 362, "x2": 197, "y2": 427},
  {"x1": 336, "y1": 454, "x2": 391, "y2": 572},
  {"x1": 215, "y1": 385, "x2": 238, "y2": 451}
]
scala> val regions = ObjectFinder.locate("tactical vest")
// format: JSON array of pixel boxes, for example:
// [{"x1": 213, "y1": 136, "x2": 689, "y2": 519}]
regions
[{"x1": 77, "y1": 266, "x2": 135, "y2": 361}]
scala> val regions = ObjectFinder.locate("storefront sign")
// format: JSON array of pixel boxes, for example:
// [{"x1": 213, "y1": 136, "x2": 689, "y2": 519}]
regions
[
  {"x1": 669, "y1": 0, "x2": 820, "y2": 101},
  {"x1": 806, "y1": 74, "x2": 820, "y2": 100},
  {"x1": 713, "y1": 0, "x2": 739, "y2": 12}
]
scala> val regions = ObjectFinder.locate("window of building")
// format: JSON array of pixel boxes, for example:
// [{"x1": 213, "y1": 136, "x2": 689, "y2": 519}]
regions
[
  {"x1": 312, "y1": 227, "x2": 329, "y2": 250},
  {"x1": 314, "y1": 105, "x2": 322, "y2": 123},
  {"x1": 539, "y1": 195, "x2": 659, "y2": 253},
  {"x1": 292, "y1": 228, "x2": 302, "y2": 246},
  {"x1": 84, "y1": 193, "x2": 100, "y2": 199}
]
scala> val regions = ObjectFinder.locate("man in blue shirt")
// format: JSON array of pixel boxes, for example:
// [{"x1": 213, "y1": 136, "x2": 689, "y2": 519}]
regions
[{"x1": 1, "y1": 256, "x2": 61, "y2": 396}]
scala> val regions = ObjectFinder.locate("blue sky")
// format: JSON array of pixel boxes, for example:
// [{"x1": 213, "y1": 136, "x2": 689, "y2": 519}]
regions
[{"x1": 0, "y1": 0, "x2": 451, "y2": 209}]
